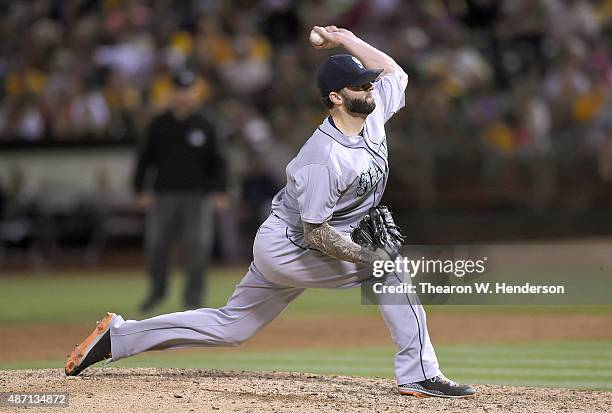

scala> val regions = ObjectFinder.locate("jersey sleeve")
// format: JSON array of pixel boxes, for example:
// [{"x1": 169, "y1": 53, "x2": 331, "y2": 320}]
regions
[
  {"x1": 293, "y1": 164, "x2": 341, "y2": 224},
  {"x1": 373, "y1": 73, "x2": 406, "y2": 123}
]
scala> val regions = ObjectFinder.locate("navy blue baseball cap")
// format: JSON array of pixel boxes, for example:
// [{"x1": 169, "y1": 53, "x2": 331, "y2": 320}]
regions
[{"x1": 316, "y1": 54, "x2": 383, "y2": 97}]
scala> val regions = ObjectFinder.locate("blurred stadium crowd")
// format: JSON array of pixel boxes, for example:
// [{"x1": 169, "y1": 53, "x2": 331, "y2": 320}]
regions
[{"x1": 2, "y1": 0, "x2": 612, "y2": 261}]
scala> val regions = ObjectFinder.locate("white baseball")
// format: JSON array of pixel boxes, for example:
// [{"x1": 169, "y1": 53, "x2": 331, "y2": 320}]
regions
[{"x1": 309, "y1": 30, "x2": 325, "y2": 46}]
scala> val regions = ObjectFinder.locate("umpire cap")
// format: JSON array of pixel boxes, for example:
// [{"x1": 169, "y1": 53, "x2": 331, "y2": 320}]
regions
[{"x1": 316, "y1": 54, "x2": 383, "y2": 97}]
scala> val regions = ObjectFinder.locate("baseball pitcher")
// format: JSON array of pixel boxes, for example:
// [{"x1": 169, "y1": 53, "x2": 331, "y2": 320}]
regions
[{"x1": 65, "y1": 25, "x2": 475, "y2": 399}]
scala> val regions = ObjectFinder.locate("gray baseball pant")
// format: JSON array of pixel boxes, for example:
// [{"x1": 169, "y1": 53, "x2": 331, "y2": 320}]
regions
[
  {"x1": 110, "y1": 215, "x2": 441, "y2": 384},
  {"x1": 145, "y1": 193, "x2": 214, "y2": 308}
]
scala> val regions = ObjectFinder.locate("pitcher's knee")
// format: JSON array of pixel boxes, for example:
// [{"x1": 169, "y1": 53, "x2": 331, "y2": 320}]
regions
[{"x1": 225, "y1": 326, "x2": 259, "y2": 346}]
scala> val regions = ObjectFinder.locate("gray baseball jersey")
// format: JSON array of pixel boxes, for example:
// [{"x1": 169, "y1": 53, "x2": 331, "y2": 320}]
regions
[
  {"x1": 109, "y1": 72, "x2": 442, "y2": 385},
  {"x1": 270, "y1": 73, "x2": 405, "y2": 235}
]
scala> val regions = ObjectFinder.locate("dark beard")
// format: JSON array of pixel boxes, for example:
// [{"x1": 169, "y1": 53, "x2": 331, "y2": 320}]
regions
[{"x1": 342, "y1": 93, "x2": 376, "y2": 115}]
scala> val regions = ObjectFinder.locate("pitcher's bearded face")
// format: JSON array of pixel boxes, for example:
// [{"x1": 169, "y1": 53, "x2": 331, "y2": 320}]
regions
[{"x1": 340, "y1": 87, "x2": 376, "y2": 115}]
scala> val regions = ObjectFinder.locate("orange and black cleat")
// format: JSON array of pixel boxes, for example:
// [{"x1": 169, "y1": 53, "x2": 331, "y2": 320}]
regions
[{"x1": 65, "y1": 312, "x2": 115, "y2": 376}]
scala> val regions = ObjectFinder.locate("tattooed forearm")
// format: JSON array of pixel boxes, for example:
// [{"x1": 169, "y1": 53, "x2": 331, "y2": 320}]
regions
[{"x1": 303, "y1": 221, "x2": 387, "y2": 264}]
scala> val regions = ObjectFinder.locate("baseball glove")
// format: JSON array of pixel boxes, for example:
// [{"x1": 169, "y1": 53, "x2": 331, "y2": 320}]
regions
[{"x1": 351, "y1": 205, "x2": 406, "y2": 259}]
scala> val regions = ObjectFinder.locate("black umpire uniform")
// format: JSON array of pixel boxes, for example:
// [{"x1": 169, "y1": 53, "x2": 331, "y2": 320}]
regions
[{"x1": 134, "y1": 70, "x2": 227, "y2": 311}]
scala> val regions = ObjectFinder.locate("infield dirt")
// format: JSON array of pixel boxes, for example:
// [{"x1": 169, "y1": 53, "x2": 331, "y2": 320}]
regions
[{"x1": 2, "y1": 368, "x2": 611, "y2": 413}]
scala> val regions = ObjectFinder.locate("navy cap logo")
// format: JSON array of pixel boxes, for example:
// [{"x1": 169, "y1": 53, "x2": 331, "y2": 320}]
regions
[{"x1": 351, "y1": 56, "x2": 365, "y2": 69}]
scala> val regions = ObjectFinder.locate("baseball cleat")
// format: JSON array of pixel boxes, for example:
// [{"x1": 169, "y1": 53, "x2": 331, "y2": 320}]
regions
[
  {"x1": 65, "y1": 312, "x2": 115, "y2": 376},
  {"x1": 398, "y1": 375, "x2": 476, "y2": 398}
]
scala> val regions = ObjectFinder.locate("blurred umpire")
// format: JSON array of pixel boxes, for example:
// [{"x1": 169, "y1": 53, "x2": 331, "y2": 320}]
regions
[{"x1": 133, "y1": 69, "x2": 227, "y2": 312}]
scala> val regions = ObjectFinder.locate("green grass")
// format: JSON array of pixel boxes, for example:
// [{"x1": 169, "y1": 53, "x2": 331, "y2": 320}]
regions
[
  {"x1": 1, "y1": 269, "x2": 611, "y2": 324},
  {"x1": 0, "y1": 269, "x2": 380, "y2": 324},
  {"x1": 1, "y1": 342, "x2": 611, "y2": 391}
]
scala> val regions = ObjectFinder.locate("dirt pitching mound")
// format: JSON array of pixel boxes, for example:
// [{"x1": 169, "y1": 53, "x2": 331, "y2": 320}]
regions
[{"x1": 2, "y1": 369, "x2": 611, "y2": 413}]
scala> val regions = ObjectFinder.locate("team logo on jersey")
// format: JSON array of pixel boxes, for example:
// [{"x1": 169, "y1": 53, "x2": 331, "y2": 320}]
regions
[
  {"x1": 351, "y1": 56, "x2": 365, "y2": 69},
  {"x1": 356, "y1": 158, "x2": 384, "y2": 197},
  {"x1": 188, "y1": 129, "x2": 207, "y2": 147}
]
